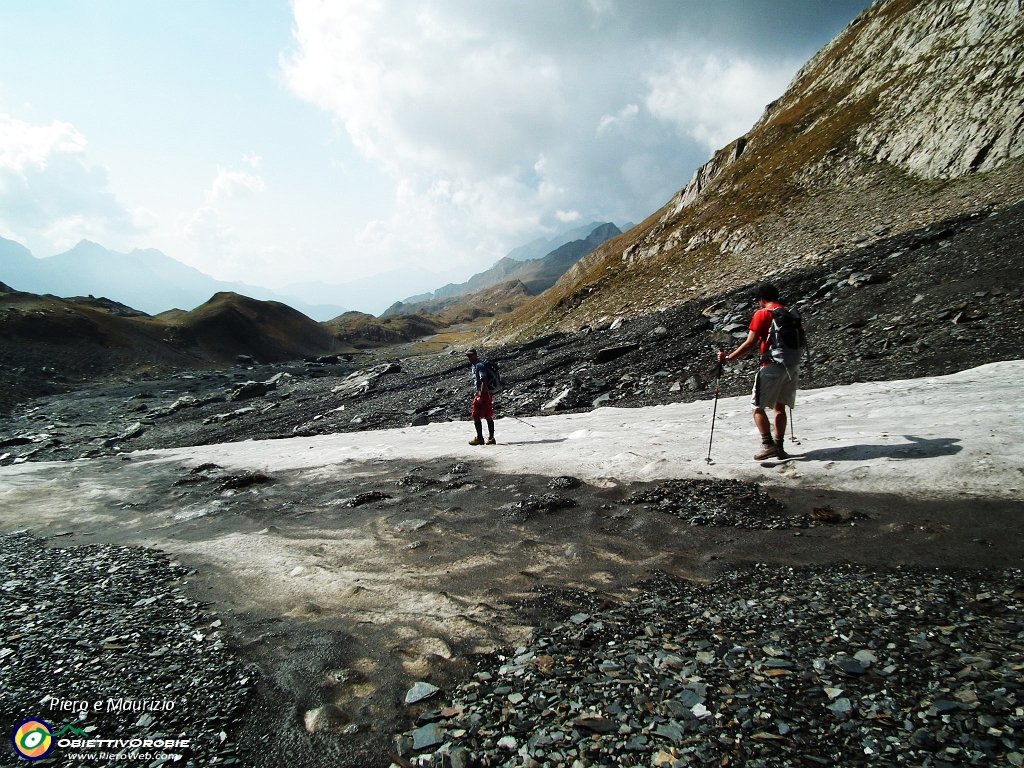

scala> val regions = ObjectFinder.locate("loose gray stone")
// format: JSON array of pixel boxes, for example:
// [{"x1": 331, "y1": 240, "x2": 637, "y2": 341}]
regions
[
  {"x1": 406, "y1": 681, "x2": 440, "y2": 704},
  {"x1": 411, "y1": 723, "x2": 444, "y2": 750}
]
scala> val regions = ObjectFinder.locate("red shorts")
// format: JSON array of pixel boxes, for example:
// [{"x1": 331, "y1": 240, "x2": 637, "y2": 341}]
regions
[{"x1": 471, "y1": 391, "x2": 494, "y2": 420}]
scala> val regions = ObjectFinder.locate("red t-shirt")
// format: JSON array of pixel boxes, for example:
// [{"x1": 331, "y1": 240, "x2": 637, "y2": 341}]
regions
[{"x1": 748, "y1": 303, "x2": 784, "y2": 364}]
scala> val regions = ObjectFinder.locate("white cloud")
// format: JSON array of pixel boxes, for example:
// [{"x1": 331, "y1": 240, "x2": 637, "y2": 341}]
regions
[
  {"x1": 282, "y1": 0, "x2": 575, "y2": 270},
  {"x1": 207, "y1": 166, "x2": 266, "y2": 201},
  {"x1": 282, "y1": 1, "x2": 802, "y2": 276},
  {"x1": 176, "y1": 164, "x2": 271, "y2": 278},
  {"x1": 284, "y1": 1, "x2": 563, "y2": 175},
  {"x1": 0, "y1": 112, "x2": 143, "y2": 254},
  {"x1": 597, "y1": 103, "x2": 639, "y2": 135},
  {"x1": 644, "y1": 55, "x2": 794, "y2": 151},
  {"x1": 0, "y1": 114, "x2": 86, "y2": 174},
  {"x1": 556, "y1": 209, "x2": 581, "y2": 223},
  {"x1": 242, "y1": 152, "x2": 262, "y2": 169}
]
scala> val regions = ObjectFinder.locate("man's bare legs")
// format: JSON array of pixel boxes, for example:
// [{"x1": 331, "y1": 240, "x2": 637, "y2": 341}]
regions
[{"x1": 753, "y1": 404, "x2": 787, "y2": 458}]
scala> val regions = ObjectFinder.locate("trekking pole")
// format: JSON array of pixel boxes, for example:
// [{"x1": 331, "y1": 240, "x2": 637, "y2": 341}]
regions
[
  {"x1": 498, "y1": 403, "x2": 537, "y2": 428},
  {"x1": 789, "y1": 406, "x2": 798, "y2": 443},
  {"x1": 705, "y1": 352, "x2": 724, "y2": 464},
  {"x1": 506, "y1": 413, "x2": 537, "y2": 429}
]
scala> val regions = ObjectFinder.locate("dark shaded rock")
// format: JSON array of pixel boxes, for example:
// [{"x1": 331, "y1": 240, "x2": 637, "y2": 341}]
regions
[
  {"x1": 219, "y1": 472, "x2": 272, "y2": 491},
  {"x1": 411, "y1": 723, "x2": 444, "y2": 750},
  {"x1": 0, "y1": 436, "x2": 33, "y2": 447},
  {"x1": 229, "y1": 380, "x2": 272, "y2": 401},
  {"x1": 574, "y1": 715, "x2": 617, "y2": 733},
  {"x1": 835, "y1": 657, "x2": 868, "y2": 675},
  {"x1": 910, "y1": 728, "x2": 938, "y2": 749},
  {"x1": 621, "y1": 478, "x2": 795, "y2": 529},
  {"x1": 344, "y1": 491, "x2": 392, "y2": 507},
  {"x1": 595, "y1": 343, "x2": 640, "y2": 364}
]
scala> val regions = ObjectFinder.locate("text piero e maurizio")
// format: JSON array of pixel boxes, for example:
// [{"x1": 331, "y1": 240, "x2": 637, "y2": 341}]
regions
[{"x1": 45, "y1": 695, "x2": 177, "y2": 713}]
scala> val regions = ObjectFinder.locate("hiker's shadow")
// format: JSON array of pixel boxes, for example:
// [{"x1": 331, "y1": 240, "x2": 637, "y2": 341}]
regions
[
  {"x1": 501, "y1": 438, "x2": 568, "y2": 446},
  {"x1": 796, "y1": 435, "x2": 962, "y2": 462}
]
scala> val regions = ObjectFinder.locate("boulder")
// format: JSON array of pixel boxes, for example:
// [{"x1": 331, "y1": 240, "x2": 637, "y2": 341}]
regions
[
  {"x1": 302, "y1": 704, "x2": 349, "y2": 733},
  {"x1": 542, "y1": 388, "x2": 573, "y2": 412},
  {"x1": 229, "y1": 381, "x2": 272, "y2": 401},
  {"x1": 331, "y1": 362, "x2": 402, "y2": 398},
  {"x1": 116, "y1": 422, "x2": 146, "y2": 441},
  {"x1": 594, "y1": 343, "x2": 640, "y2": 364}
]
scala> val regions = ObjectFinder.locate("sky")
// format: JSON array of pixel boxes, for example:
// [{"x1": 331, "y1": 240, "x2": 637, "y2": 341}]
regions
[{"x1": 0, "y1": 0, "x2": 871, "y2": 304}]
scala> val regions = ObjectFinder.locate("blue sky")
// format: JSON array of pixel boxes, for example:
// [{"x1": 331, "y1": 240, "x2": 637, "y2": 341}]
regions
[{"x1": 0, "y1": 0, "x2": 870, "y2": 306}]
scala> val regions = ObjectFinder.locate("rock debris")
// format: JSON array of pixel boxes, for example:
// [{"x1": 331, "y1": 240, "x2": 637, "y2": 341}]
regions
[
  {"x1": 0, "y1": 532, "x2": 254, "y2": 767},
  {"x1": 393, "y1": 565, "x2": 1024, "y2": 768}
]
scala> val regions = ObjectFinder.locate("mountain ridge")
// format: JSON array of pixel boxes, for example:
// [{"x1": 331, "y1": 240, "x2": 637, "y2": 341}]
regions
[
  {"x1": 383, "y1": 222, "x2": 623, "y2": 317},
  {"x1": 489, "y1": 0, "x2": 1024, "y2": 341}
]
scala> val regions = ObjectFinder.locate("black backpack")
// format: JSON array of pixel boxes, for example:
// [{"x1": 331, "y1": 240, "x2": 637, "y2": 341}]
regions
[
  {"x1": 762, "y1": 307, "x2": 806, "y2": 366},
  {"x1": 481, "y1": 361, "x2": 502, "y2": 393}
]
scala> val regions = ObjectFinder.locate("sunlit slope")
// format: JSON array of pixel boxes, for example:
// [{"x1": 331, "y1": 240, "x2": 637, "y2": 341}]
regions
[{"x1": 491, "y1": 0, "x2": 1024, "y2": 341}]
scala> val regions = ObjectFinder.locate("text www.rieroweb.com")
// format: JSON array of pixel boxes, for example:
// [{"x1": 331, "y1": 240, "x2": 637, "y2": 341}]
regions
[{"x1": 63, "y1": 752, "x2": 183, "y2": 762}]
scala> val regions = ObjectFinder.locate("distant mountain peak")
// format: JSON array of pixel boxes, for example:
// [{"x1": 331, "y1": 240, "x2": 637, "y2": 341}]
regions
[
  {"x1": 386, "y1": 222, "x2": 623, "y2": 315},
  {"x1": 0, "y1": 238, "x2": 347, "y2": 320}
]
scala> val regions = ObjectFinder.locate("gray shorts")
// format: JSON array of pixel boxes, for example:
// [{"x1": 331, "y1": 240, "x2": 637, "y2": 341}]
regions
[{"x1": 751, "y1": 363, "x2": 800, "y2": 409}]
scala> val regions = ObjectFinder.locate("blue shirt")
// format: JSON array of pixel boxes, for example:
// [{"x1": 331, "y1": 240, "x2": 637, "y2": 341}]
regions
[{"x1": 471, "y1": 361, "x2": 487, "y2": 392}]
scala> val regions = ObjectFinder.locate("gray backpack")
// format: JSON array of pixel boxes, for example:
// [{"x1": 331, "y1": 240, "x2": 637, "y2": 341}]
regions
[{"x1": 762, "y1": 307, "x2": 806, "y2": 366}]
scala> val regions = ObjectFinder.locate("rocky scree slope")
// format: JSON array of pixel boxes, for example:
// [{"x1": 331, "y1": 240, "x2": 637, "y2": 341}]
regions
[{"x1": 492, "y1": 0, "x2": 1024, "y2": 342}]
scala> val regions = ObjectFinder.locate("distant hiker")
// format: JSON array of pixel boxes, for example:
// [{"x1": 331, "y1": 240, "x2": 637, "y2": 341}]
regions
[
  {"x1": 717, "y1": 283, "x2": 805, "y2": 460},
  {"x1": 466, "y1": 349, "x2": 496, "y2": 445}
]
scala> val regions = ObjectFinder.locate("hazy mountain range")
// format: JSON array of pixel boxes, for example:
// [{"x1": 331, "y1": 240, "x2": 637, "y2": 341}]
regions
[
  {"x1": 0, "y1": 238, "x2": 349, "y2": 321},
  {"x1": 0, "y1": 219, "x2": 630, "y2": 321},
  {"x1": 385, "y1": 221, "x2": 629, "y2": 315}
]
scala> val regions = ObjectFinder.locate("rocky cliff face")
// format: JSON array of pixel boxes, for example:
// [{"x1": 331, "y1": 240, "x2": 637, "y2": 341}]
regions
[{"x1": 494, "y1": 0, "x2": 1024, "y2": 340}]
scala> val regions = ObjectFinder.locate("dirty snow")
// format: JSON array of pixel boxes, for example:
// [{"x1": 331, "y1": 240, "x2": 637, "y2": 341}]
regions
[{"x1": 108, "y1": 360, "x2": 1024, "y2": 500}]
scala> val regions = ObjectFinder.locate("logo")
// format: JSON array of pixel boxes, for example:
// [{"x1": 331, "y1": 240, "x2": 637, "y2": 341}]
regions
[{"x1": 11, "y1": 719, "x2": 54, "y2": 760}]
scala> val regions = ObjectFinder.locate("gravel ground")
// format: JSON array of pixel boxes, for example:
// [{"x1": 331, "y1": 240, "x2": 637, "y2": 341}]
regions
[
  {"x1": 394, "y1": 565, "x2": 1024, "y2": 768},
  {"x1": 618, "y1": 480, "x2": 798, "y2": 530},
  {"x1": 0, "y1": 533, "x2": 254, "y2": 768}
]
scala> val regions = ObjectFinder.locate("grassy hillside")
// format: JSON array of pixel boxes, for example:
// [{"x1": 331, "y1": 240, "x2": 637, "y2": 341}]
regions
[
  {"x1": 160, "y1": 292, "x2": 341, "y2": 362},
  {"x1": 324, "y1": 311, "x2": 442, "y2": 349},
  {"x1": 0, "y1": 288, "x2": 348, "y2": 413}
]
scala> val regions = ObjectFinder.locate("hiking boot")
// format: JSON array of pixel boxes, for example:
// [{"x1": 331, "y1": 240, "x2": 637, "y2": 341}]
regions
[
  {"x1": 468, "y1": 437, "x2": 484, "y2": 446},
  {"x1": 486, "y1": 437, "x2": 496, "y2": 445},
  {"x1": 774, "y1": 441, "x2": 789, "y2": 460},
  {"x1": 754, "y1": 443, "x2": 778, "y2": 461}
]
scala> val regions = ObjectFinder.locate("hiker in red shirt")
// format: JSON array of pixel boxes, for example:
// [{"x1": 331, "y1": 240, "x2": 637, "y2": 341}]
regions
[{"x1": 717, "y1": 283, "x2": 802, "y2": 460}]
